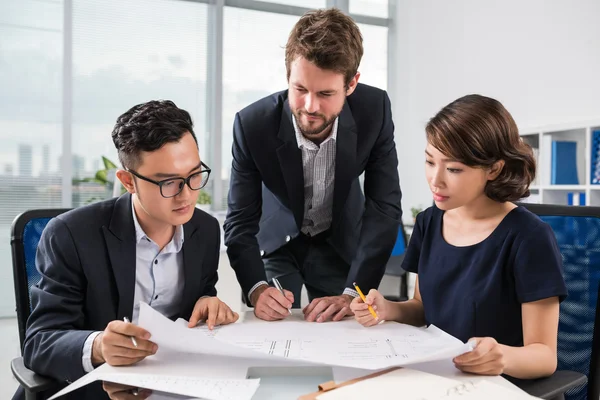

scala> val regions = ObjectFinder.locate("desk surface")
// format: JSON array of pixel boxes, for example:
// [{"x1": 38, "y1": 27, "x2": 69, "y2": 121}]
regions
[{"x1": 148, "y1": 311, "x2": 525, "y2": 400}]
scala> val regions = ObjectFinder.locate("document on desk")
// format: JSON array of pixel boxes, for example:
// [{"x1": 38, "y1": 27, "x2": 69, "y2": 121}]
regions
[
  {"x1": 211, "y1": 316, "x2": 473, "y2": 370},
  {"x1": 315, "y1": 368, "x2": 539, "y2": 400},
  {"x1": 48, "y1": 352, "x2": 259, "y2": 400},
  {"x1": 138, "y1": 303, "x2": 472, "y2": 370}
]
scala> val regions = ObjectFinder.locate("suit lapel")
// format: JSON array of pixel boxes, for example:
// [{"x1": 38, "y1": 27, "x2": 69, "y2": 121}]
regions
[
  {"x1": 332, "y1": 101, "x2": 357, "y2": 225},
  {"x1": 276, "y1": 100, "x2": 305, "y2": 229},
  {"x1": 103, "y1": 193, "x2": 137, "y2": 320},
  {"x1": 180, "y1": 220, "x2": 204, "y2": 318}
]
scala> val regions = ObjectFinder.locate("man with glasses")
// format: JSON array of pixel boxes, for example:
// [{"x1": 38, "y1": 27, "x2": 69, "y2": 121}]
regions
[{"x1": 19, "y1": 100, "x2": 237, "y2": 400}]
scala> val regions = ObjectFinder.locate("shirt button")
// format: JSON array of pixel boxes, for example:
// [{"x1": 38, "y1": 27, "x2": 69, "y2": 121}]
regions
[
  {"x1": 154, "y1": 260, "x2": 158, "y2": 264},
  {"x1": 154, "y1": 295, "x2": 158, "y2": 300},
  {"x1": 285, "y1": 235, "x2": 291, "y2": 242},
  {"x1": 260, "y1": 250, "x2": 265, "y2": 257}
]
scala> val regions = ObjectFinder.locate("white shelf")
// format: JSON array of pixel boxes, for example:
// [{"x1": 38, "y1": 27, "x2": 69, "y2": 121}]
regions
[
  {"x1": 541, "y1": 185, "x2": 587, "y2": 190},
  {"x1": 519, "y1": 122, "x2": 600, "y2": 206}
]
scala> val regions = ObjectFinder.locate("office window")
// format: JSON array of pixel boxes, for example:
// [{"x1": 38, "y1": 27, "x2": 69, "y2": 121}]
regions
[
  {"x1": 270, "y1": 0, "x2": 326, "y2": 8},
  {"x1": 221, "y1": 7, "x2": 298, "y2": 209},
  {"x1": 72, "y1": 0, "x2": 208, "y2": 207},
  {"x1": 0, "y1": 0, "x2": 64, "y2": 316},
  {"x1": 350, "y1": 0, "x2": 388, "y2": 18},
  {"x1": 0, "y1": 1, "x2": 395, "y2": 317},
  {"x1": 357, "y1": 23, "x2": 388, "y2": 90}
]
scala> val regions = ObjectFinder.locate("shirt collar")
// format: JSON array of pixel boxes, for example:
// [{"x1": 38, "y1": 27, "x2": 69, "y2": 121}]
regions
[
  {"x1": 292, "y1": 115, "x2": 338, "y2": 150},
  {"x1": 131, "y1": 197, "x2": 184, "y2": 252}
]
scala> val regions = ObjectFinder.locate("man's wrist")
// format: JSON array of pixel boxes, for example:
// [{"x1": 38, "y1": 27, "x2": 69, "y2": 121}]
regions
[
  {"x1": 91, "y1": 332, "x2": 105, "y2": 366},
  {"x1": 341, "y1": 294, "x2": 354, "y2": 304},
  {"x1": 249, "y1": 283, "x2": 269, "y2": 306}
]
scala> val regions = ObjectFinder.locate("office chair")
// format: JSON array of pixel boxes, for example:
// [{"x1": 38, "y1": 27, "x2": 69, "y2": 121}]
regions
[
  {"x1": 383, "y1": 221, "x2": 409, "y2": 302},
  {"x1": 515, "y1": 203, "x2": 598, "y2": 400},
  {"x1": 11, "y1": 209, "x2": 70, "y2": 400}
]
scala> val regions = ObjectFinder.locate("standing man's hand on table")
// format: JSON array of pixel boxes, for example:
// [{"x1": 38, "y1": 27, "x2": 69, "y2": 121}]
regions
[
  {"x1": 251, "y1": 284, "x2": 294, "y2": 321},
  {"x1": 303, "y1": 294, "x2": 353, "y2": 322}
]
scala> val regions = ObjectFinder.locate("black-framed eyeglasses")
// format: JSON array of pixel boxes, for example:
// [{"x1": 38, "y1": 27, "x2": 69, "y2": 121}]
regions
[{"x1": 127, "y1": 162, "x2": 212, "y2": 198}]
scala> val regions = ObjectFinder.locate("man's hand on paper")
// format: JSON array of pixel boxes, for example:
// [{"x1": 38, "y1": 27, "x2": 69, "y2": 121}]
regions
[
  {"x1": 92, "y1": 320, "x2": 157, "y2": 367},
  {"x1": 350, "y1": 289, "x2": 391, "y2": 326},
  {"x1": 102, "y1": 381, "x2": 152, "y2": 400},
  {"x1": 453, "y1": 337, "x2": 506, "y2": 375},
  {"x1": 303, "y1": 294, "x2": 353, "y2": 322},
  {"x1": 252, "y1": 285, "x2": 294, "y2": 321},
  {"x1": 188, "y1": 296, "x2": 239, "y2": 329}
]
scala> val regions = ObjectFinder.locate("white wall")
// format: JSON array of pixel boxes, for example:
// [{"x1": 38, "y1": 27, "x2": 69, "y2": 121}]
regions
[{"x1": 393, "y1": 0, "x2": 600, "y2": 218}]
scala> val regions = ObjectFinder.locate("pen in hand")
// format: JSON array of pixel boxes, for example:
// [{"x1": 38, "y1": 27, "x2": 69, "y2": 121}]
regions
[
  {"x1": 272, "y1": 277, "x2": 293, "y2": 315},
  {"x1": 123, "y1": 317, "x2": 138, "y2": 347},
  {"x1": 353, "y1": 282, "x2": 379, "y2": 320}
]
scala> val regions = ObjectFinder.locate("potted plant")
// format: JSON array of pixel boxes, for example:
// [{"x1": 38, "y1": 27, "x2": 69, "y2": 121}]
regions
[
  {"x1": 73, "y1": 156, "x2": 125, "y2": 204},
  {"x1": 196, "y1": 190, "x2": 212, "y2": 212},
  {"x1": 410, "y1": 206, "x2": 423, "y2": 224}
]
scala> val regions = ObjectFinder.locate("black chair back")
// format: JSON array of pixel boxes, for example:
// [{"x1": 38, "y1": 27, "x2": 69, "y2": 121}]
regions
[
  {"x1": 520, "y1": 203, "x2": 600, "y2": 400},
  {"x1": 11, "y1": 209, "x2": 70, "y2": 349}
]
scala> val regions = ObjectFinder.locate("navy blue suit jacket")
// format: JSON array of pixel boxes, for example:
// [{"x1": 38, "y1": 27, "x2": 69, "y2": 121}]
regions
[
  {"x1": 20, "y1": 193, "x2": 220, "y2": 399},
  {"x1": 224, "y1": 83, "x2": 403, "y2": 301}
]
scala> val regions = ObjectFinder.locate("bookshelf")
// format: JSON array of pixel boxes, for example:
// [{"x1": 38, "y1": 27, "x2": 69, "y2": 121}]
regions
[{"x1": 520, "y1": 121, "x2": 600, "y2": 206}]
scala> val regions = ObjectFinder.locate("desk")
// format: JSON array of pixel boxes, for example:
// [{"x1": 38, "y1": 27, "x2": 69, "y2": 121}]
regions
[
  {"x1": 242, "y1": 311, "x2": 525, "y2": 399},
  {"x1": 148, "y1": 311, "x2": 526, "y2": 400}
]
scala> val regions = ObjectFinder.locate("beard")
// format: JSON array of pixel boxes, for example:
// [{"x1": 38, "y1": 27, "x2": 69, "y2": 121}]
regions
[{"x1": 292, "y1": 109, "x2": 339, "y2": 137}]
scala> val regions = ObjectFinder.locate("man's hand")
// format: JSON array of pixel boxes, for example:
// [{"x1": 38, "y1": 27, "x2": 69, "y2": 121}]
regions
[
  {"x1": 252, "y1": 284, "x2": 294, "y2": 321},
  {"x1": 188, "y1": 296, "x2": 239, "y2": 329},
  {"x1": 303, "y1": 294, "x2": 353, "y2": 322},
  {"x1": 92, "y1": 320, "x2": 157, "y2": 367},
  {"x1": 102, "y1": 382, "x2": 152, "y2": 400}
]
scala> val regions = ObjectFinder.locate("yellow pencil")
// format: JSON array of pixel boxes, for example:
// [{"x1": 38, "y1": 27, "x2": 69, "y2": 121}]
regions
[{"x1": 353, "y1": 282, "x2": 379, "y2": 320}]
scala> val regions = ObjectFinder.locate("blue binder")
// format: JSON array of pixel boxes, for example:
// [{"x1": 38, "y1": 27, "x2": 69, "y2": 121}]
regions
[
  {"x1": 567, "y1": 192, "x2": 586, "y2": 206},
  {"x1": 551, "y1": 141, "x2": 579, "y2": 185},
  {"x1": 591, "y1": 130, "x2": 600, "y2": 184}
]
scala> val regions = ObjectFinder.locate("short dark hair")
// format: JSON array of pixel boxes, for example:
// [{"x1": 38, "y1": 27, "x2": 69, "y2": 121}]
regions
[
  {"x1": 426, "y1": 94, "x2": 536, "y2": 202},
  {"x1": 285, "y1": 8, "x2": 363, "y2": 87},
  {"x1": 112, "y1": 100, "x2": 197, "y2": 169}
]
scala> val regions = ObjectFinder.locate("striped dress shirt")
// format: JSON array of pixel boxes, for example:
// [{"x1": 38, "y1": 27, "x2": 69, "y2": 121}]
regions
[{"x1": 292, "y1": 115, "x2": 338, "y2": 236}]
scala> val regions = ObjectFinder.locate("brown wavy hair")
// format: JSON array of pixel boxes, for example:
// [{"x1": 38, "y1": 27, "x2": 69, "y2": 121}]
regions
[
  {"x1": 285, "y1": 8, "x2": 363, "y2": 87},
  {"x1": 426, "y1": 94, "x2": 536, "y2": 202}
]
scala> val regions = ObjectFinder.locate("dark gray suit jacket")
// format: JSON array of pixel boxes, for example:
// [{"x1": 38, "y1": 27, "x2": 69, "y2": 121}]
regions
[
  {"x1": 224, "y1": 83, "x2": 403, "y2": 301},
  {"x1": 20, "y1": 193, "x2": 220, "y2": 399}
]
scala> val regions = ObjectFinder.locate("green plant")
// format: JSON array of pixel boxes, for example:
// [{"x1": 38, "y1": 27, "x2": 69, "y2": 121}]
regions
[
  {"x1": 411, "y1": 206, "x2": 422, "y2": 220},
  {"x1": 73, "y1": 156, "x2": 126, "y2": 204},
  {"x1": 196, "y1": 190, "x2": 211, "y2": 205},
  {"x1": 74, "y1": 156, "x2": 121, "y2": 188}
]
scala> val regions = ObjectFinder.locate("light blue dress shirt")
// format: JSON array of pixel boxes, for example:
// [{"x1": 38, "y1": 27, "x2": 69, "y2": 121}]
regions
[{"x1": 81, "y1": 200, "x2": 185, "y2": 372}]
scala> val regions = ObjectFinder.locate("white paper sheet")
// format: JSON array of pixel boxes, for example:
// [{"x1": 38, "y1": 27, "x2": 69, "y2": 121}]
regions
[
  {"x1": 137, "y1": 303, "x2": 273, "y2": 361},
  {"x1": 209, "y1": 316, "x2": 472, "y2": 370},
  {"x1": 316, "y1": 368, "x2": 539, "y2": 400},
  {"x1": 97, "y1": 373, "x2": 259, "y2": 400},
  {"x1": 47, "y1": 353, "x2": 259, "y2": 400},
  {"x1": 48, "y1": 304, "x2": 475, "y2": 399}
]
